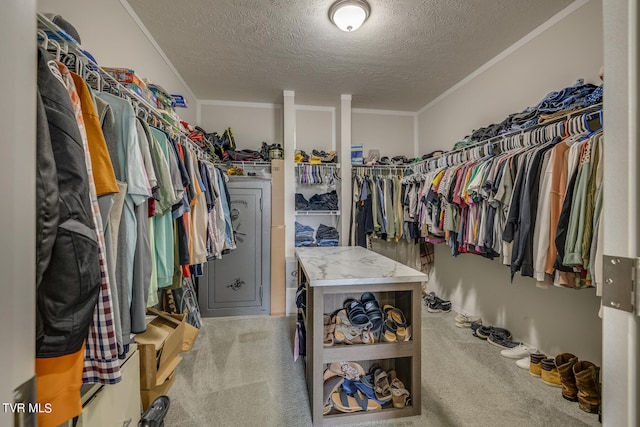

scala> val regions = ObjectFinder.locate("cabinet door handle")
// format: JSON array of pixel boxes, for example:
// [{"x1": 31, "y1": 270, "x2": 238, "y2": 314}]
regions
[{"x1": 122, "y1": 418, "x2": 132, "y2": 427}]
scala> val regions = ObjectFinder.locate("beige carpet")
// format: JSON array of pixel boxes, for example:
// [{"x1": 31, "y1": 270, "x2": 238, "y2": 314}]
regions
[{"x1": 163, "y1": 309, "x2": 600, "y2": 427}]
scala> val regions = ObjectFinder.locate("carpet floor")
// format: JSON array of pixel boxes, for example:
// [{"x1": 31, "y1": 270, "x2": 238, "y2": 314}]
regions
[{"x1": 163, "y1": 308, "x2": 600, "y2": 427}]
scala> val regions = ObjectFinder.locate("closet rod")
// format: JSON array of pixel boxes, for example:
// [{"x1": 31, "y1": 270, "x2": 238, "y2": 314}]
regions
[
  {"x1": 36, "y1": 13, "x2": 211, "y2": 161},
  {"x1": 412, "y1": 101, "x2": 603, "y2": 172}
]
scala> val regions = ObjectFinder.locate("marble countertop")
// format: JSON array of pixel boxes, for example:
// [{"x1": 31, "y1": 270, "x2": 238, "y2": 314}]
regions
[{"x1": 295, "y1": 246, "x2": 427, "y2": 287}]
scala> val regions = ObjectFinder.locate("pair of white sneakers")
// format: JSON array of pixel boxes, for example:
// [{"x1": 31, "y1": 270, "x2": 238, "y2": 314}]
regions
[
  {"x1": 500, "y1": 343, "x2": 539, "y2": 369},
  {"x1": 454, "y1": 313, "x2": 481, "y2": 328}
]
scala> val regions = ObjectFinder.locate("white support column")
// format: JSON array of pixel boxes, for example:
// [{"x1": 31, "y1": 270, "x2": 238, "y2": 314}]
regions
[
  {"x1": 1, "y1": 0, "x2": 36, "y2": 422},
  {"x1": 339, "y1": 94, "x2": 352, "y2": 245},
  {"x1": 602, "y1": 0, "x2": 640, "y2": 425},
  {"x1": 283, "y1": 90, "x2": 296, "y2": 257}
]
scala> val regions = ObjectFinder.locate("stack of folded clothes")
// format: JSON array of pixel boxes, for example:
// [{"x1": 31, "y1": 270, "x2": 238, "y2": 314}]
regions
[
  {"x1": 316, "y1": 224, "x2": 339, "y2": 247},
  {"x1": 454, "y1": 79, "x2": 604, "y2": 147},
  {"x1": 296, "y1": 191, "x2": 339, "y2": 211},
  {"x1": 295, "y1": 222, "x2": 316, "y2": 247}
]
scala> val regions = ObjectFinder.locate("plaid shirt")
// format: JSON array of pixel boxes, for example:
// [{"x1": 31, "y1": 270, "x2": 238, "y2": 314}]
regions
[{"x1": 59, "y1": 63, "x2": 121, "y2": 384}]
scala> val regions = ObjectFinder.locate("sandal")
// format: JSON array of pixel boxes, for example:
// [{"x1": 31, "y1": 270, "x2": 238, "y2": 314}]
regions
[
  {"x1": 361, "y1": 328, "x2": 375, "y2": 345},
  {"x1": 344, "y1": 299, "x2": 371, "y2": 328},
  {"x1": 373, "y1": 368, "x2": 393, "y2": 402},
  {"x1": 323, "y1": 376, "x2": 344, "y2": 414},
  {"x1": 388, "y1": 371, "x2": 411, "y2": 409},
  {"x1": 334, "y1": 323, "x2": 364, "y2": 345},
  {"x1": 361, "y1": 293, "x2": 383, "y2": 334},
  {"x1": 331, "y1": 382, "x2": 382, "y2": 412},
  {"x1": 327, "y1": 361, "x2": 365, "y2": 380},
  {"x1": 381, "y1": 318, "x2": 398, "y2": 343},
  {"x1": 351, "y1": 378, "x2": 386, "y2": 406},
  {"x1": 323, "y1": 314, "x2": 335, "y2": 346},
  {"x1": 334, "y1": 309, "x2": 350, "y2": 326},
  {"x1": 384, "y1": 306, "x2": 409, "y2": 341}
]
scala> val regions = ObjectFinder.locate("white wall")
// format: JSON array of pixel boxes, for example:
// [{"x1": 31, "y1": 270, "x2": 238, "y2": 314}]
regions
[
  {"x1": 418, "y1": 0, "x2": 603, "y2": 153},
  {"x1": 295, "y1": 107, "x2": 335, "y2": 153},
  {"x1": 2, "y1": 0, "x2": 36, "y2": 422},
  {"x1": 37, "y1": 0, "x2": 198, "y2": 124},
  {"x1": 353, "y1": 110, "x2": 417, "y2": 159},
  {"x1": 417, "y1": 0, "x2": 604, "y2": 364},
  {"x1": 198, "y1": 102, "x2": 283, "y2": 152}
]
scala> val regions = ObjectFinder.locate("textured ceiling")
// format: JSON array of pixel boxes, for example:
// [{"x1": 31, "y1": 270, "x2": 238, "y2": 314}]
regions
[{"x1": 127, "y1": 0, "x2": 574, "y2": 111}]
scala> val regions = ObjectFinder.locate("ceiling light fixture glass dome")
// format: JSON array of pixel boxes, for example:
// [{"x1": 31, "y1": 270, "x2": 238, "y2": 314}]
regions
[{"x1": 329, "y1": 0, "x2": 371, "y2": 32}]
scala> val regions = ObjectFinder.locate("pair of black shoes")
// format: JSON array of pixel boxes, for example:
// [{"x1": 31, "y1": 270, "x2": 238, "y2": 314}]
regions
[
  {"x1": 139, "y1": 395, "x2": 169, "y2": 427},
  {"x1": 424, "y1": 292, "x2": 451, "y2": 313}
]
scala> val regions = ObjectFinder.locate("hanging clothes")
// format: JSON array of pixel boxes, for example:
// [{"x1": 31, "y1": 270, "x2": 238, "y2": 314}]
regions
[{"x1": 411, "y1": 111, "x2": 603, "y2": 291}]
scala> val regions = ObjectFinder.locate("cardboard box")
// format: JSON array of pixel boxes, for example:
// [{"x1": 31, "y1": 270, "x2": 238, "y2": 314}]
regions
[
  {"x1": 140, "y1": 370, "x2": 176, "y2": 411},
  {"x1": 271, "y1": 159, "x2": 285, "y2": 226},
  {"x1": 181, "y1": 322, "x2": 200, "y2": 353},
  {"x1": 135, "y1": 309, "x2": 185, "y2": 390},
  {"x1": 271, "y1": 225, "x2": 286, "y2": 315}
]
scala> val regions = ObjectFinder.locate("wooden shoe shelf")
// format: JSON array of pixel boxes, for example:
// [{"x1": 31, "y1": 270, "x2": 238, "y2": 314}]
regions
[{"x1": 296, "y1": 246, "x2": 426, "y2": 426}]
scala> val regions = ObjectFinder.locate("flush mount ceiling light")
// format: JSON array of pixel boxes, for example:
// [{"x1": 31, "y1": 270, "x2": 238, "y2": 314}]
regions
[{"x1": 329, "y1": 0, "x2": 371, "y2": 32}]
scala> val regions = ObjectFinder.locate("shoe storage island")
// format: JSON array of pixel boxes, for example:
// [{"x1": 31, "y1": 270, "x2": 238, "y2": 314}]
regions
[{"x1": 296, "y1": 246, "x2": 426, "y2": 426}]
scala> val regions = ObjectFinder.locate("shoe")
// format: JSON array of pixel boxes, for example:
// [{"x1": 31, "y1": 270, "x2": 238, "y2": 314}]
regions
[
  {"x1": 573, "y1": 360, "x2": 601, "y2": 414},
  {"x1": 541, "y1": 358, "x2": 562, "y2": 387},
  {"x1": 500, "y1": 343, "x2": 538, "y2": 359},
  {"x1": 327, "y1": 361, "x2": 366, "y2": 380},
  {"x1": 476, "y1": 326, "x2": 511, "y2": 340},
  {"x1": 139, "y1": 395, "x2": 170, "y2": 427},
  {"x1": 424, "y1": 292, "x2": 452, "y2": 313},
  {"x1": 516, "y1": 357, "x2": 530, "y2": 370},
  {"x1": 529, "y1": 353, "x2": 546, "y2": 377},
  {"x1": 426, "y1": 299, "x2": 452, "y2": 313},
  {"x1": 360, "y1": 293, "x2": 383, "y2": 337},
  {"x1": 555, "y1": 353, "x2": 579, "y2": 402},
  {"x1": 454, "y1": 313, "x2": 481, "y2": 328},
  {"x1": 383, "y1": 305, "x2": 409, "y2": 341},
  {"x1": 487, "y1": 333, "x2": 521, "y2": 349}
]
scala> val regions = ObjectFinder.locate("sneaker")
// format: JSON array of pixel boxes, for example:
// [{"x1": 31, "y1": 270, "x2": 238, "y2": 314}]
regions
[
  {"x1": 476, "y1": 326, "x2": 511, "y2": 340},
  {"x1": 487, "y1": 333, "x2": 521, "y2": 349},
  {"x1": 516, "y1": 357, "x2": 530, "y2": 370},
  {"x1": 454, "y1": 314, "x2": 481, "y2": 328},
  {"x1": 454, "y1": 313, "x2": 481, "y2": 324},
  {"x1": 469, "y1": 321, "x2": 482, "y2": 332},
  {"x1": 500, "y1": 343, "x2": 538, "y2": 359},
  {"x1": 426, "y1": 298, "x2": 452, "y2": 313},
  {"x1": 424, "y1": 292, "x2": 452, "y2": 313}
]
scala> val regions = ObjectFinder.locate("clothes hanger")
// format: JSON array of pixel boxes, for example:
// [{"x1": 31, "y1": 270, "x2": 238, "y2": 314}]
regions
[{"x1": 37, "y1": 29, "x2": 49, "y2": 48}]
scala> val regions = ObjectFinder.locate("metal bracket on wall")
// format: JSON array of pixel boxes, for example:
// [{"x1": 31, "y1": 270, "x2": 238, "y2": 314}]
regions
[{"x1": 602, "y1": 255, "x2": 638, "y2": 314}]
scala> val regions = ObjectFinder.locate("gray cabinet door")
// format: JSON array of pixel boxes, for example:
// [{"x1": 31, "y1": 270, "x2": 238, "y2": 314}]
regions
[{"x1": 199, "y1": 178, "x2": 271, "y2": 316}]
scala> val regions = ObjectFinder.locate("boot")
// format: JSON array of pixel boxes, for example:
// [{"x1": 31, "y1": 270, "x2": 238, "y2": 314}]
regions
[
  {"x1": 529, "y1": 353, "x2": 546, "y2": 377},
  {"x1": 573, "y1": 361, "x2": 601, "y2": 414},
  {"x1": 555, "y1": 353, "x2": 579, "y2": 402},
  {"x1": 541, "y1": 358, "x2": 562, "y2": 387}
]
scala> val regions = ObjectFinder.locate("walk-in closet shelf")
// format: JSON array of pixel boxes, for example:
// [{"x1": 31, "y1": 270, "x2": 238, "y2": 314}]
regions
[
  {"x1": 296, "y1": 246, "x2": 426, "y2": 426},
  {"x1": 295, "y1": 163, "x2": 341, "y2": 246}
]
